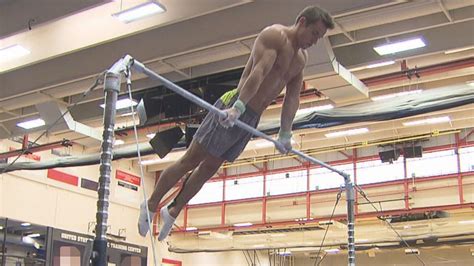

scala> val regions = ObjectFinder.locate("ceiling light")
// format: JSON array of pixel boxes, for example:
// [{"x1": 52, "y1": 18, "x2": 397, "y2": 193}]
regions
[
  {"x1": 445, "y1": 45, "x2": 474, "y2": 54},
  {"x1": 403, "y1": 116, "x2": 450, "y2": 127},
  {"x1": 146, "y1": 133, "x2": 156, "y2": 139},
  {"x1": 366, "y1": 60, "x2": 395, "y2": 69},
  {"x1": 296, "y1": 104, "x2": 334, "y2": 116},
  {"x1": 458, "y1": 220, "x2": 474, "y2": 224},
  {"x1": 17, "y1": 118, "x2": 45, "y2": 129},
  {"x1": 112, "y1": 1, "x2": 166, "y2": 23},
  {"x1": 27, "y1": 233, "x2": 40, "y2": 238},
  {"x1": 0, "y1": 44, "x2": 30, "y2": 61},
  {"x1": 100, "y1": 98, "x2": 137, "y2": 110},
  {"x1": 466, "y1": 81, "x2": 474, "y2": 87},
  {"x1": 371, "y1": 90, "x2": 422, "y2": 101},
  {"x1": 325, "y1": 128, "x2": 369, "y2": 138},
  {"x1": 374, "y1": 38, "x2": 426, "y2": 55},
  {"x1": 0, "y1": 226, "x2": 3, "y2": 230},
  {"x1": 233, "y1": 222, "x2": 252, "y2": 227},
  {"x1": 324, "y1": 248, "x2": 340, "y2": 254},
  {"x1": 21, "y1": 222, "x2": 31, "y2": 227}
]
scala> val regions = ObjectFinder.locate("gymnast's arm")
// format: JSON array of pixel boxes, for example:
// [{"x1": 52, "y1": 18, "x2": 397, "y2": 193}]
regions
[
  {"x1": 280, "y1": 71, "x2": 303, "y2": 134},
  {"x1": 236, "y1": 27, "x2": 282, "y2": 104}
]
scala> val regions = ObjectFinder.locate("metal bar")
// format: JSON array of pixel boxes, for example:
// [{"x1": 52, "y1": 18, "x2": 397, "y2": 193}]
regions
[{"x1": 131, "y1": 57, "x2": 355, "y2": 266}]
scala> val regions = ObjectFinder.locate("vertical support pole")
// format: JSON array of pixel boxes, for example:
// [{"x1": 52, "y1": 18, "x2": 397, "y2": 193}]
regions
[
  {"x1": 345, "y1": 177, "x2": 356, "y2": 266},
  {"x1": 92, "y1": 72, "x2": 121, "y2": 266}
]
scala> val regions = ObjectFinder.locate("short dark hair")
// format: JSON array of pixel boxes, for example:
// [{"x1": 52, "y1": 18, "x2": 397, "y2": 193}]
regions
[{"x1": 295, "y1": 5, "x2": 335, "y2": 29}]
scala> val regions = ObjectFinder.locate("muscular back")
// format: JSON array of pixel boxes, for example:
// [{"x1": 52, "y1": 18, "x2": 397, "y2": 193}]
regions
[{"x1": 237, "y1": 25, "x2": 307, "y2": 113}]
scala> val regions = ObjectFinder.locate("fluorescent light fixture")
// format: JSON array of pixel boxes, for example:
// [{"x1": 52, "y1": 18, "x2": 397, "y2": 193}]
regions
[
  {"x1": 112, "y1": 1, "x2": 166, "y2": 23},
  {"x1": 22, "y1": 236, "x2": 34, "y2": 244},
  {"x1": 296, "y1": 104, "x2": 334, "y2": 116},
  {"x1": 21, "y1": 223, "x2": 31, "y2": 227},
  {"x1": 100, "y1": 98, "x2": 137, "y2": 110},
  {"x1": 277, "y1": 251, "x2": 292, "y2": 256},
  {"x1": 374, "y1": 38, "x2": 425, "y2": 55},
  {"x1": 233, "y1": 222, "x2": 253, "y2": 227},
  {"x1": 325, "y1": 128, "x2": 369, "y2": 138},
  {"x1": 445, "y1": 45, "x2": 474, "y2": 54},
  {"x1": 255, "y1": 138, "x2": 296, "y2": 148},
  {"x1": 27, "y1": 233, "x2": 40, "y2": 238},
  {"x1": 17, "y1": 118, "x2": 45, "y2": 129},
  {"x1": 146, "y1": 133, "x2": 156, "y2": 139},
  {"x1": 120, "y1": 111, "x2": 136, "y2": 117},
  {"x1": 324, "y1": 248, "x2": 340, "y2": 254},
  {"x1": 186, "y1": 227, "x2": 198, "y2": 231},
  {"x1": 403, "y1": 116, "x2": 450, "y2": 127},
  {"x1": 366, "y1": 60, "x2": 395, "y2": 69},
  {"x1": 140, "y1": 157, "x2": 171, "y2": 165},
  {"x1": 371, "y1": 90, "x2": 422, "y2": 101},
  {"x1": 458, "y1": 220, "x2": 474, "y2": 225},
  {"x1": 114, "y1": 139, "x2": 125, "y2": 145},
  {"x1": 405, "y1": 248, "x2": 420, "y2": 255},
  {"x1": 0, "y1": 44, "x2": 30, "y2": 61}
]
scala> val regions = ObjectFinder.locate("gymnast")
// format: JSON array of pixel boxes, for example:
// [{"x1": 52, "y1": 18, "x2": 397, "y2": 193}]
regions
[{"x1": 138, "y1": 5, "x2": 335, "y2": 240}]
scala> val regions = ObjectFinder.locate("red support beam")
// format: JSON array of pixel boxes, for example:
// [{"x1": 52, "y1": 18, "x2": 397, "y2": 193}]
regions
[
  {"x1": 455, "y1": 133, "x2": 464, "y2": 204},
  {"x1": 0, "y1": 139, "x2": 73, "y2": 160},
  {"x1": 221, "y1": 168, "x2": 227, "y2": 226},
  {"x1": 305, "y1": 162, "x2": 311, "y2": 219},
  {"x1": 361, "y1": 58, "x2": 474, "y2": 87},
  {"x1": 262, "y1": 162, "x2": 268, "y2": 224},
  {"x1": 353, "y1": 148, "x2": 359, "y2": 215},
  {"x1": 403, "y1": 157, "x2": 410, "y2": 210}
]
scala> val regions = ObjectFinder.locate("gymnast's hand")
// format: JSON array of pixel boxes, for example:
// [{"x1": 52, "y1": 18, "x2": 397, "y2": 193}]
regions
[
  {"x1": 219, "y1": 107, "x2": 242, "y2": 128},
  {"x1": 276, "y1": 130, "x2": 292, "y2": 154}
]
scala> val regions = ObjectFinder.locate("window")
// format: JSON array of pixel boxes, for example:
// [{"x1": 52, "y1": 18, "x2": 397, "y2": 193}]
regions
[
  {"x1": 406, "y1": 150, "x2": 458, "y2": 178},
  {"x1": 188, "y1": 180, "x2": 223, "y2": 205},
  {"x1": 266, "y1": 170, "x2": 307, "y2": 196},
  {"x1": 310, "y1": 164, "x2": 354, "y2": 190},
  {"x1": 225, "y1": 175, "x2": 263, "y2": 200},
  {"x1": 460, "y1": 146, "x2": 474, "y2": 172},
  {"x1": 357, "y1": 158, "x2": 404, "y2": 185}
]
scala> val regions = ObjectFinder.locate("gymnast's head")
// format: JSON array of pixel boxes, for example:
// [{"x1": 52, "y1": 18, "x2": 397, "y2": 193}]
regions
[{"x1": 294, "y1": 5, "x2": 335, "y2": 49}]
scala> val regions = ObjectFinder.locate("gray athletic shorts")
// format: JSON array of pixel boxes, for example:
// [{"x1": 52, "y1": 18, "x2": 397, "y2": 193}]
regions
[{"x1": 193, "y1": 94, "x2": 260, "y2": 162}]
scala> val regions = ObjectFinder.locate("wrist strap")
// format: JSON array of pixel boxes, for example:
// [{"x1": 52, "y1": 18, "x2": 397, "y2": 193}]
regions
[
  {"x1": 232, "y1": 99, "x2": 246, "y2": 114},
  {"x1": 278, "y1": 130, "x2": 292, "y2": 139}
]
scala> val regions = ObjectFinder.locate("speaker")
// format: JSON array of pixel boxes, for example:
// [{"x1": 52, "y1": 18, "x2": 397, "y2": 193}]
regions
[
  {"x1": 185, "y1": 124, "x2": 200, "y2": 148},
  {"x1": 379, "y1": 149, "x2": 400, "y2": 163},
  {"x1": 149, "y1": 127, "x2": 184, "y2": 158},
  {"x1": 403, "y1": 146, "x2": 423, "y2": 158}
]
